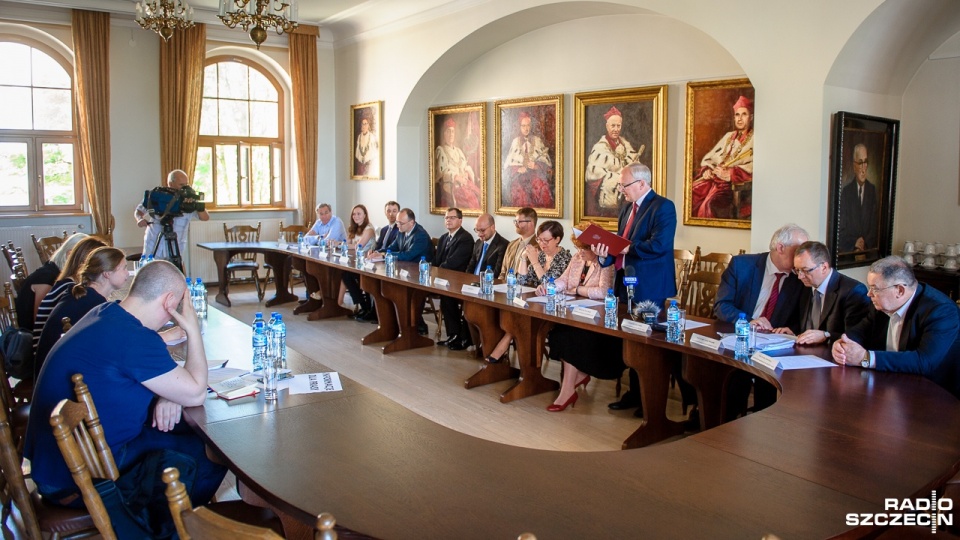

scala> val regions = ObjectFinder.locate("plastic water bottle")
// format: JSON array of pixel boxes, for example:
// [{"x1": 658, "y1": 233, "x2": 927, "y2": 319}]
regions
[
  {"x1": 482, "y1": 266, "x2": 494, "y2": 295},
  {"x1": 506, "y1": 268, "x2": 517, "y2": 301},
  {"x1": 297, "y1": 232, "x2": 305, "y2": 253},
  {"x1": 545, "y1": 277, "x2": 557, "y2": 314},
  {"x1": 318, "y1": 235, "x2": 326, "y2": 255},
  {"x1": 356, "y1": 243, "x2": 365, "y2": 269},
  {"x1": 277, "y1": 231, "x2": 286, "y2": 249},
  {"x1": 195, "y1": 278, "x2": 207, "y2": 319},
  {"x1": 735, "y1": 313, "x2": 750, "y2": 358},
  {"x1": 266, "y1": 312, "x2": 277, "y2": 362},
  {"x1": 137, "y1": 254, "x2": 146, "y2": 272},
  {"x1": 385, "y1": 250, "x2": 396, "y2": 277},
  {"x1": 273, "y1": 313, "x2": 286, "y2": 370},
  {"x1": 340, "y1": 240, "x2": 349, "y2": 258},
  {"x1": 145, "y1": 254, "x2": 155, "y2": 264},
  {"x1": 418, "y1": 256, "x2": 430, "y2": 284},
  {"x1": 252, "y1": 320, "x2": 267, "y2": 372},
  {"x1": 604, "y1": 288, "x2": 618, "y2": 329},
  {"x1": 666, "y1": 300, "x2": 681, "y2": 342}
]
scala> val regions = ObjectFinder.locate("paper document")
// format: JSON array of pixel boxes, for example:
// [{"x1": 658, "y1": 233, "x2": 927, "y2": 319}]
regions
[
  {"x1": 288, "y1": 372, "x2": 343, "y2": 394},
  {"x1": 566, "y1": 299, "x2": 603, "y2": 308},
  {"x1": 207, "y1": 368, "x2": 251, "y2": 385},
  {"x1": 527, "y1": 294, "x2": 575, "y2": 304},
  {"x1": 719, "y1": 332, "x2": 796, "y2": 352},
  {"x1": 492, "y1": 284, "x2": 536, "y2": 294},
  {"x1": 683, "y1": 320, "x2": 710, "y2": 330},
  {"x1": 777, "y1": 355, "x2": 838, "y2": 370}
]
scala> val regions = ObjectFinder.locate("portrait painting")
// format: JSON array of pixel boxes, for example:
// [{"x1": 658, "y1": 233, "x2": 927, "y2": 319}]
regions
[
  {"x1": 350, "y1": 101, "x2": 383, "y2": 180},
  {"x1": 683, "y1": 78, "x2": 755, "y2": 229},
  {"x1": 573, "y1": 85, "x2": 667, "y2": 230},
  {"x1": 494, "y1": 95, "x2": 563, "y2": 218},
  {"x1": 828, "y1": 111, "x2": 899, "y2": 269},
  {"x1": 428, "y1": 103, "x2": 486, "y2": 216}
]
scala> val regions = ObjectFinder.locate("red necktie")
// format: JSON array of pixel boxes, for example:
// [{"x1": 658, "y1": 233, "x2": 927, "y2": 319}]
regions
[
  {"x1": 615, "y1": 203, "x2": 638, "y2": 270},
  {"x1": 760, "y1": 272, "x2": 786, "y2": 321}
]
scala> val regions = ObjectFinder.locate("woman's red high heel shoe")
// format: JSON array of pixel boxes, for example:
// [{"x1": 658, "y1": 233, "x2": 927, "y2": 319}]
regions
[
  {"x1": 547, "y1": 392, "x2": 578, "y2": 412},
  {"x1": 575, "y1": 375, "x2": 591, "y2": 390}
]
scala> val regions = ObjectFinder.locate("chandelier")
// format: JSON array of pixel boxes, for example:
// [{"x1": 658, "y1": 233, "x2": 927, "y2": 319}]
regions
[
  {"x1": 218, "y1": 0, "x2": 299, "y2": 49},
  {"x1": 134, "y1": 0, "x2": 195, "y2": 42}
]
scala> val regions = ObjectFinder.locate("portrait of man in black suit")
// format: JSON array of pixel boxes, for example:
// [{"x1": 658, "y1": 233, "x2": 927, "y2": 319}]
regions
[{"x1": 838, "y1": 143, "x2": 878, "y2": 254}]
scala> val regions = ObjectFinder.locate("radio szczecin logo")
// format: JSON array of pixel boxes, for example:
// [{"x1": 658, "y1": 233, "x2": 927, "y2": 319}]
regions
[{"x1": 847, "y1": 492, "x2": 953, "y2": 532}]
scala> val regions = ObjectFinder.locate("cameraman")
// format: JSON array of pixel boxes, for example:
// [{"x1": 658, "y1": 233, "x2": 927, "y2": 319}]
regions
[{"x1": 134, "y1": 170, "x2": 209, "y2": 261}]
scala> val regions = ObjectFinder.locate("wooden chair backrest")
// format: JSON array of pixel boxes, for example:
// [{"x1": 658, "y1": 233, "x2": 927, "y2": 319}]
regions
[
  {"x1": 693, "y1": 246, "x2": 733, "y2": 274},
  {"x1": 1, "y1": 283, "x2": 17, "y2": 331},
  {"x1": 223, "y1": 223, "x2": 262, "y2": 263},
  {"x1": 0, "y1": 242, "x2": 14, "y2": 274},
  {"x1": 0, "y1": 400, "x2": 42, "y2": 540},
  {"x1": 90, "y1": 215, "x2": 116, "y2": 246},
  {"x1": 49, "y1": 374, "x2": 120, "y2": 540},
  {"x1": 31, "y1": 232, "x2": 68, "y2": 265},
  {"x1": 278, "y1": 222, "x2": 309, "y2": 243},
  {"x1": 682, "y1": 270, "x2": 723, "y2": 319},
  {"x1": 11, "y1": 263, "x2": 27, "y2": 293},
  {"x1": 673, "y1": 249, "x2": 695, "y2": 305}
]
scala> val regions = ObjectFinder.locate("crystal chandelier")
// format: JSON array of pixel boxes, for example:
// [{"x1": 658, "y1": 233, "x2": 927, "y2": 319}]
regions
[
  {"x1": 134, "y1": 0, "x2": 195, "y2": 42},
  {"x1": 218, "y1": 0, "x2": 299, "y2": 50}
]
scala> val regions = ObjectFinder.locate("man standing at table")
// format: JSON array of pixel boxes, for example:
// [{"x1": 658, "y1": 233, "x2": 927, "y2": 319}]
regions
[
  {"x1": 375, "y1": 200, "x2": 401, "y2": 251},
  {"x1": 773, "y1": 241, "x2": 870, "y2": 345},
  {"x1": 833, "y1": 256, "x2": 960, "y2": 398},
  {"x1": 294, "y1": 203, "x2": 348, "y2": 315},
  {"x1": 501, "y1": 207, "x2": 538, "y2": 277},
  {"x1": 434, "y1": 208, "x2": 475, "y2": 348},
  {"x1": 593, "y1": 162, "x2": 678, "y2": 413},
  {"x1": 25, "y1": 260, "x2": 225, "y2": 535},
  {"x1": 378, "y1": 208, "x2": 435, "y2": 335},
  {"x1": 134, "y1": 169, "x2": 210, "y2": 263}
]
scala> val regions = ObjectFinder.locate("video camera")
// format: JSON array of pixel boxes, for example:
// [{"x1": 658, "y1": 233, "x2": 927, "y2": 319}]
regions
[{"x1": 142, "y1": 185, "x2": 206, "y2": 218}]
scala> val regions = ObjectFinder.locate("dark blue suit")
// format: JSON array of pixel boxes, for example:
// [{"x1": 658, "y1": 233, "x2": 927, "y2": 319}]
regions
[
  {"x1": 375, "y1": 223, "x2": 399, "y2": 252},
  {"x1": 846, "y1": 283, "x2": 960, "y2": 398},
  {"x1": 385, "y1": 223, "x2": 434, "y2": 263},
  {"x1": 789, "y1": 270, "x2": 870, "y2": 340},
  {"x1": 714, "y1": 252, "x2": 803, "y2": 328},
  {"x1": 600, "y1": 190, "x2": 677, "y2": 306}
]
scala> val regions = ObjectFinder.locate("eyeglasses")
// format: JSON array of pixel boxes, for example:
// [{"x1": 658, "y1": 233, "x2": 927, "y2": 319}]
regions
[
  {"x1": 792, "y1": 263, "x2": 823, "y2": 276},
  {"x1": 513, "y1": 219, "x2": 532, "y2": 225},
  {"x1": 474, "y1": 225, "x2": 490, "y2": 234},
  {"x1": 397, "y1": 219, "x2": 411, "y2": 227},
  {"x1": 536, "y1": 235, "x2": 555, "y2": 245},
  {"x1": 616, "y1": 179, "x2": 641, "y2": 192},
  {"x1": 854, "y1": 159, "x2": 869, "y2": 167},
  {"x1": 867, "y1": 283, "x2": 903, "y2": 295},
  {"x1": 444, "y1": 215, "x2": 460, "y2": 220}
]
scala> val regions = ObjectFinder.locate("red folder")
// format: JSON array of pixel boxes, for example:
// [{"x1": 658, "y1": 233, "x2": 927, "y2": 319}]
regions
[{"x1": 577, "y1": 224, "x2": 631, "y2": 255}]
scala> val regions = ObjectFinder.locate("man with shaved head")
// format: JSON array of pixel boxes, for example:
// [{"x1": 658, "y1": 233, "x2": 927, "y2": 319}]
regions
[{"x1": 134, "y1": 169, "x2": 210, "y2": 262}]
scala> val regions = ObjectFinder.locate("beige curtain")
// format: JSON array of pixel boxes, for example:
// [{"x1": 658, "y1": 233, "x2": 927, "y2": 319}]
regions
[
  {"x1": 159, "y1": 23, "x2": 206, "y2": 180},
  {"x1": 290, "y1": 30, "x2": 319, "y2": 225},
  {"x1": 72, "y1": 10, "x2": 112, "y2": 241}
]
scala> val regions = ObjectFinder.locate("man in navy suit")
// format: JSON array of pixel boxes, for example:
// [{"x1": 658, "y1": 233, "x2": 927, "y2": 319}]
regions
[
  {"x1": 594, "y1": 162, "x2": 679, "y2": 413},
  {"x1": 433, "y1": 208, "x2": 475, "y2": 349},
  {"x1": 834, "y1": 256, "x2": 960, "y2": 399},
  {"x1": 374, "y1": 200, "x2": 401, "y2": 251},
  {"x1": 773, "y1": 241, "x2": 870, "y2": 345},
  {"x1": 378, "y1": 208, "x2": 435, "y2": 335}
]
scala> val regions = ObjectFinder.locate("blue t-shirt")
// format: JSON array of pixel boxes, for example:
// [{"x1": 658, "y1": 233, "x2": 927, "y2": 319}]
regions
[
  {"x1": 33, "y1": 287, "x2": 107, "y2": 378},
  {"x1": 24, "y1": 302, "x2": 176, "y2": 492}
]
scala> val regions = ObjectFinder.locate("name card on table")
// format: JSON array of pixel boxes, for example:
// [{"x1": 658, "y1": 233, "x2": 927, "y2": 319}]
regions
[
  {"x1": 512, "y1": 297, "x2": 528, "y2": 308},
  {"x1": 690, "y1": 334, "x2": 722, "y2": 351},
  {"x1": 316, "y1": 251, "x2": 328, "y2": 259},
  {"x1": 363, "y1": 262, "x2": 376, "y2": 270},
  {"x1": 461, "y1": 284, "x2": 482, "y2": 295},
  {"x1": 751, "y1": 352, "x2": 781, "y2": 370},
  {"x1": 433, "y1": 278, "x2": 450, "y2": 287},
  {"x1": 621, "y1": 320, "x2": 651, "y2": 334},
  {"x1": 338, "y1": 256, "x2": 350, "y2": 264},
  {"x1": 399, "y1": 269, "x2": 411, "y2": 278},
  {"x1": 571, "y1": 307, "x2": 599, "y2": 319}
]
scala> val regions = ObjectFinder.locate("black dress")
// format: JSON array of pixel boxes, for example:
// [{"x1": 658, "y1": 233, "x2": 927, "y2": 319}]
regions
[
  {"x1": 547, "y1": 326, "x2": 624, "y2": 380},
  {"x1": 14, "y1": 261, "x2": 59, "y2": 331}
]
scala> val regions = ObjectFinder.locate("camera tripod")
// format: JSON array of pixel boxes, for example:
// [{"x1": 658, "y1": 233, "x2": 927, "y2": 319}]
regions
[{"x1": 150, "y1": 215, "x2": 184, "y2": 272}]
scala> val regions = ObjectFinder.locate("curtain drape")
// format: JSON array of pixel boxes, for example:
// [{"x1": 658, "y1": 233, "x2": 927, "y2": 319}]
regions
[
  {"x1": 159, "y1": 23, "x2": 206, "y2": 182},
  {"x1": 290, "y1": 31, "x2": 319, "y2": 225},
  {"x1": 72, "y1": 10, "x2": 112, "y2": 242}
]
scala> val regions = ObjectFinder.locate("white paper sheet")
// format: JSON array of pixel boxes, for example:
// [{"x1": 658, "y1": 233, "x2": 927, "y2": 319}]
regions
[
  {"x1": 492, "y1": 284, "x2": 536, "y2": 294},
  {"x1": 566, "y1": 299, "x2": 603, "y2": 308},
  {"x1": 719, "y1": 332, "x2": 796, "y2": 352},
  {"x1": 287, "y1": 372, "x2": 343, "y2": 394},
  {"x1": 527, "y1": 294, "x2": 575, "y2": 304},
  {"x1": 683, "y1": 320, "x2": 710, "y2": 330},
  {"x1": 776, "y1": 355, "x2": 838, "y2": 370}
]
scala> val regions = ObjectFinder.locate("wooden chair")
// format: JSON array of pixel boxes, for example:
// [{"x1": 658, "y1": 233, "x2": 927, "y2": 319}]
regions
[
  {"x1": 0, "y1": 286, "x2": 29, "y2": 453},
  {"x1": 223, "y1": 222, "x2": 264, "y2": 302},
  {"x1": 49, "y1": 374, "x2": 120, "y2": 540},
  {"x1": 693, "y1": 246, "x2": 733, "y2": 274},
  {"x1": 673, "y1": 249, "x2": 695, "y2": 306},
  {"x1": 11, "y1": 263, "x2": 27, "y2": 293},
  {"x1": 1, "y1": 241, "x2": 17, "y2": 275},
  {"x1": 3, "y1": 282, "x2": 34, "y2": 406},
  {"x1": 31, "y1": 232, "x2": 68, "y2": 265},
  {"x1": 682, "y1": 269, "x2": 723, "y2": 319},
  {"x1": 272, "y1": 221, "x2": 310, "y2": 294},
  {"x1": 90, "y1": 215, "x2": 116, "y2": 246},
  {"x1": 0, "y1": 396, "x2": 42, "y2": 540}
]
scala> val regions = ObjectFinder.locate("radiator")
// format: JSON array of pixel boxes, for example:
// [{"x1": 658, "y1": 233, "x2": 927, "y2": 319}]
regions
[
  {"x1": 188, "y1": 218, "x2": 282, "y2": 284},
  {"x1": 0, "y1": 223, "x2": 88, "y2": 276}
]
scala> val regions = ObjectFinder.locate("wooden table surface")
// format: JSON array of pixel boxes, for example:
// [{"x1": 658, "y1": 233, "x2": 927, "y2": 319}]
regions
[{"x1": 187, "y1": 244, "x2": 960, "y2": 539}]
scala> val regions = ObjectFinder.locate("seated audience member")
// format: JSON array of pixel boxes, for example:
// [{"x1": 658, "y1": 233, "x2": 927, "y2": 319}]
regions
[
  {"x1": 500, "y1": 207, "x2": 538, "y2": 277},
  {"x1": 772, "y1": 241, "x2": 870, "y2": 344},
  {"x1": 294, "y1": 202, "x2": 348, "y2": 315},
  {"x1": 378, "y1": 208, "x2": 435, "y2": 335},
  {"x1": 15, "y1": 233, "x2": 89, "y2": 333},
  {"x1": 34, "y1": 247, "x2": 128, "y2": 376},
  {"x1": 24, "y1": 260, "x2": 226, "y2": 535},
  {"x1": 833, "y1": 256, "x2": 960, "y2": 398},
  {"x1": 484, "y1": 221, "x2": 570, "y2": 363},
  {"x1": 374, "y1": 201, "x2": 401, "y2": 251},
  {"x1": 338, "y1": 204, "x2": 377, "y2": 310},
  {"x1": 713, "y1": 223, "x2": 808, "y2": 419},
  {"x1": 539, "y1": 222, "x2": 617, "y2": 411},
  {"x1": 434, "y1": 208, "x2": 474, "y2": 350},
  {"x1": 32, "y1": 237, "x2": 106, "y2": 359}
]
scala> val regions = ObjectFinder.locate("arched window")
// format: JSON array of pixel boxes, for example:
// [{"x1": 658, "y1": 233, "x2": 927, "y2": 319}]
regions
[
  {"x1": 195, "y1": 57, "x2": 284, "y2": 209},
  {"x1": 0, "y1": 37, "x2": 80, "y2": 212}
]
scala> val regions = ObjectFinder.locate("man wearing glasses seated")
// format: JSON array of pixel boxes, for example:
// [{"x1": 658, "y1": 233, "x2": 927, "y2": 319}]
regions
[
  {"x1": 771, "y1": 241, "x2": 870, "y2": 345},
  {"x1": 501, "y1": 207, "x2": 538, "y2": 277},
  {"x1": 833, "y1": 256, "x2": 960, "y2": 399},
  {"x1": 376, "y1": 208, "x2": 435, "y2": 335}
]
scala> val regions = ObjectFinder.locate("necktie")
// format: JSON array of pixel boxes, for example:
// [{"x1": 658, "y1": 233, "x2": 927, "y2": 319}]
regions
[
  {"x1": 858, "y1": 184, "x2": 863, "y2": 204},
  {"x1": 886, "y1": 313, "x2": 901, "y2": 352},
  {"x1": 811, "y1": 290, "x2": 822, "y2": 329},
  {"x1": 385, "y1": 225, "x2": 397, "y2": 248},
  {"x1": 615, "y1": 203, "x2": 638, "y2": 270},
  {"x1": 760, "y1": 272, "x2": 786, "y2": 321},
  {"x1": 474, "y1": 242, "x2": 488, "y2": 275}
]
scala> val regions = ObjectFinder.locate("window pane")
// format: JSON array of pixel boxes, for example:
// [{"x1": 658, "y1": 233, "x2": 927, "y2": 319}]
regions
[
  {"x1": 33, "y1": 88, "x2": 72, "y2": 131},
  {"x1": 193, "y1": 147, "x2": 213, "y2": 202},
  {"x1": 249, "y1": 101, "x2": 278, "y2": 138},
  {"x1": 0, "y1": 142, "x2": 30, "y2": 207},
  {"x1": 200, "y1": 97, "x2": 218, "y2": 136},
  {"x1": 32, "y1": 49, "x2": 70, "y2": 88},
  {"x1": 202, "y1": 64, "x2": 218, "y2": 98},
  {"x1": 0, "y1": 43, "x2": 31, "y2": 86},
  {"x1": 239, "y1": 145, "x2": 250, "y2": 205},
  {"x1": 248, "y1": 70, "x2": 277, "y2": 101},
  {"x1": 250, "y1": 145, "x2": 271, "y2": 205},
  {"x1": 272, "y1": 146, "x2": 282, "y2": 204},
  {"x1": 217, "y1": 62, "x2": 248, "y2": 100},
  {"x1": 218, "y1": 99, "x2": 249, "y2": 137},
  {"x1": 215, "y1": 144, "x2": 238, "y2": 206},
  {"x1": 0, "y1": 87, "x2": 33, "y2": 129},
  {"x1": 41, "y1": 142, "x2": 75, "y2": 206}
]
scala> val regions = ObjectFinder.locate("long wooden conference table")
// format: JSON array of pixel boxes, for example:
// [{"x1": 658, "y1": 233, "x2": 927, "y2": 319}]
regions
[{"x1": 190, "y1": 242, "x2": 960, "y2": 538}]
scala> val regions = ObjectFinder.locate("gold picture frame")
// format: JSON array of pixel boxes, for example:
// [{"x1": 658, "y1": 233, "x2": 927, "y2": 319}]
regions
[
  {"x1": 428, "y1": 102, "x2": 486, "y2": 216},
  {"x1": 350, "y1": 100, "x2": 383, "y2": 180},
  {"x1": 494, "y1": 94, "x2": 563, "y2": 218},
  {"x1": 683, "y1": 78, "x2": 754, "y2": 229},
  {"x1": 573, "y1": 85, "x2": 667, "y2": 231}
]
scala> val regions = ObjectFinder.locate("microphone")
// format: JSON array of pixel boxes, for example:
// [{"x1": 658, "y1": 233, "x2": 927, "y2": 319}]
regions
[{"x1": 623, "y1": 266, "x2": 637, "y2": 314}]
